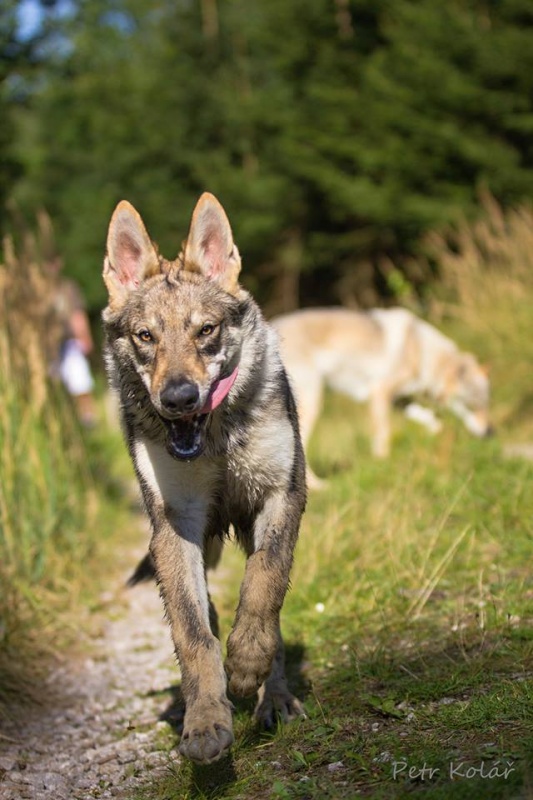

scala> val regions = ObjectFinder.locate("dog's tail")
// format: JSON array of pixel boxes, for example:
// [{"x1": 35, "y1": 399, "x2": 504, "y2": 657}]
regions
[
  {"x1": 127, "y1": 552, "x2": 156, "y2": 587},
  {"x1": 127, "y1": 535, "x2": 224, "y2": 587}
]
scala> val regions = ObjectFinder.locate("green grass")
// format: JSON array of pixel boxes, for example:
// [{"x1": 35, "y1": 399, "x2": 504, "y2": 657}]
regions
[
  {"x1": 0, "y1": 375, "x2": 132, "y2": 708},
  {"x1": 0, "y1": 229, "x2": 137, "y2": 710}
]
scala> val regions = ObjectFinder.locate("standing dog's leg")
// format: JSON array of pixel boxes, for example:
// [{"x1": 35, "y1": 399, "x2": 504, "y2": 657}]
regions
[
  {"x1": 287, "y1": 369, "x2": 325, "y2": 490},
  {"x1": 225, "y1": 489, "x2": 304, "y2": 700},
  {"x1": 369, "y1": 386, "x2": 393, "y2": 458},
  {"x1": 404, "y1": 402, "x2": 443, "y2": 434}
]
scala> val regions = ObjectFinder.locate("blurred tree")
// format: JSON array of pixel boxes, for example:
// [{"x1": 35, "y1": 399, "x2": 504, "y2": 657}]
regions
[
  {"x1": 1, "y1": 0, "x2": 26, "y2": 232},
  {"x1": 1, "y1": 0, "x2": 65, "y2": 233},
  {"x1": 9, "y1": 0, "x2": 533, "y2": 311}
]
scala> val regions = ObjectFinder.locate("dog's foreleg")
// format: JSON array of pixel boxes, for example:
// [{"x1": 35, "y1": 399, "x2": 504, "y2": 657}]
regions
[
  {"x1": 150, "y1": 517, "x2": 233, "y2": 764},
  {"x1": 404, "y1": 402, "x2": 443, "y2": 434},
  {"x1": 225, "y1": 490, "x2": 302, "y2": 699}
]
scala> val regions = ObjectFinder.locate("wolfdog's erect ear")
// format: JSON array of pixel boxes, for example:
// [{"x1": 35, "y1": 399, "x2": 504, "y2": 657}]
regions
[
  {"x1": 104, "y1": 201, "x2": 160, "y2": 308},
  {"x1": 183, "y1": 193, "x2": 241, "y2": 294}
]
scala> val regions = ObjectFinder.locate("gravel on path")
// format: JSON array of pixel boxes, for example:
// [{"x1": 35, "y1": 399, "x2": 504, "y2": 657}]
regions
[{"x1": 0, "y1": 563, "x2": 183, "y2": 800}]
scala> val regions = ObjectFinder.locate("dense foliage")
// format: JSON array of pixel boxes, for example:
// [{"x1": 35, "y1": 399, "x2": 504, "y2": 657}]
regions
[{"x1": 4, "y1": 0, "x2": 533, "y2": 310}]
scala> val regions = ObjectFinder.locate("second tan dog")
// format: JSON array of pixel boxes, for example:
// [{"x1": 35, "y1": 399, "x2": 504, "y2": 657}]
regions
[{"x1": 272, "y1": 307, "x2": 492, "y2": 487}]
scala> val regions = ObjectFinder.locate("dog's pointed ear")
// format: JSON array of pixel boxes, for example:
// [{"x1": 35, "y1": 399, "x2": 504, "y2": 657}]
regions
[
  {"x1": 104, "y1": 201, "x2": 160, "y2": 307},
  {"x1": 182, "y1": 193, "x2": 241, "y2": 294}
]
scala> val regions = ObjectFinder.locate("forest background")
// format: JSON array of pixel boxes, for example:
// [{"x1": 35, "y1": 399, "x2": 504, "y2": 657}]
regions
[{"x1": 3, "y1": 0, "x2": 533, "y2": 317}]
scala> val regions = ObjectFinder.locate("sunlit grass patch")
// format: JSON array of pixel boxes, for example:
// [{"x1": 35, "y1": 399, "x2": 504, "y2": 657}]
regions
[
  {"x1": 0, "y1": 225, "x2": 129, "y2": 708},
  {"x1": 427, "y1": 193, "x2": 533, "y2": 443}
]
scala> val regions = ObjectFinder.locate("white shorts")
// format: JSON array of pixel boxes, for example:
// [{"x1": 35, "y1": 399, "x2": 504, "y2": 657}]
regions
[{"x1": 59, "y1": 339, "x2": 95, "y2": 396}]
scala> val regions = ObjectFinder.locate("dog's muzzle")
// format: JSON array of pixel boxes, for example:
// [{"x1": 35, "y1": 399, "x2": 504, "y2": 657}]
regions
[
  {"x1": 166, "y1": 414, "x2": 209, "y2": 461},
  {"x1": 162, "y1": 367, "x2": 239, "y2": 461}
]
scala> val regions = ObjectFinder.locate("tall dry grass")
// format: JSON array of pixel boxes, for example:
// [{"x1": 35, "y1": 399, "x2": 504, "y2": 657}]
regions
[
  {"x1": 425, "y1": 192, "x2": 533, "y2": 436},
  {"x1": 0, "y1": 217, "x2": 98, "y2": 705},
  {"x1": 426, "y1": 192, "x2": 533, "y2": 334}
]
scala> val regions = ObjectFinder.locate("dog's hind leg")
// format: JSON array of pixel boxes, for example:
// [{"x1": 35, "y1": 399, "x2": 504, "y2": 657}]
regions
[
  {"x1": 204, "y1": 535, "x2": 223, "y2": 569},
  {"x1": 204, "y1": 536, "x2": 224, "y2": 639},
  {"x1": 288, "y1": 369, "x2": 325, "y2": 489},
  {"x1": 254, "y1": 625, "x2": 306, "y2": 729},
  {"x1": 369, "y1": 386, "x2": 393, "y2": 458}
]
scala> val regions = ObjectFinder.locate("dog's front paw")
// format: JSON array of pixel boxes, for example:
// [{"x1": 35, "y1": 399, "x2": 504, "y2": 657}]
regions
[
  {"x1": 225, "y1": 623, "x2": 277, "y2": 697},
  {"x1": 179, "y1": 702, "x2": 234, "y2": 764},
  {"x1": 255, "y1": 685, "x2": 307, "y2": 730}
]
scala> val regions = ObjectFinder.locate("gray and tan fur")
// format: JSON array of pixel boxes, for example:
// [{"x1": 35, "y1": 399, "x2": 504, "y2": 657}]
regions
[
  {"x1": 102, "y1": 193, "x2": 306, "y2": 764},
  {"x1": 272, "y1": 307, "x2": 492, "y2": 488}
]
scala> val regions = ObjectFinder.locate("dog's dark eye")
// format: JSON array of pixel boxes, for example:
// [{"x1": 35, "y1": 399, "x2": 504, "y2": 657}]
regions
[
  {"x1": 199, "y1": 323, "x2": 217, "y2": 337},
  {"x1": 137, "y1": 329, "x2": 153, "y2": 343}
]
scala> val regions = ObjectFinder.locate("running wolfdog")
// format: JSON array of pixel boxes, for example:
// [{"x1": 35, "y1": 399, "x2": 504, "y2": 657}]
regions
[{"x1": 102, "y1": 193, "x2": 307, "y2": 764}]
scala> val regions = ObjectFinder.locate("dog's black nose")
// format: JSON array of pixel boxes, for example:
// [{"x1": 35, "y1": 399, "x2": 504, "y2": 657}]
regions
[{"x1": 160, "y1": 380, "x2": 200, "y2": 415}]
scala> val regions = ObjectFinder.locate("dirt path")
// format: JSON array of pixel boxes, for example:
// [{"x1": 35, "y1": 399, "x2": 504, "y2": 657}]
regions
[{"x1": 0, "y1": 543, "x2": 186, "y2": 800}]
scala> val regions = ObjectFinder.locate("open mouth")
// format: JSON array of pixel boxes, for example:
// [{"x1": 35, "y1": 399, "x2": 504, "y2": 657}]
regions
[
  {"x1": 164, "y1": 414, "x2": 210, "y2": 461},
  {"x1": 161, "y1": 366, "x2": 239, "y2": 461}
]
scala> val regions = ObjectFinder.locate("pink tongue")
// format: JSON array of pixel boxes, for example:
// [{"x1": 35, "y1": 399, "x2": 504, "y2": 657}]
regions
[{"x1": 201, "y1": 367, "x2": 239, "y2": 413}]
